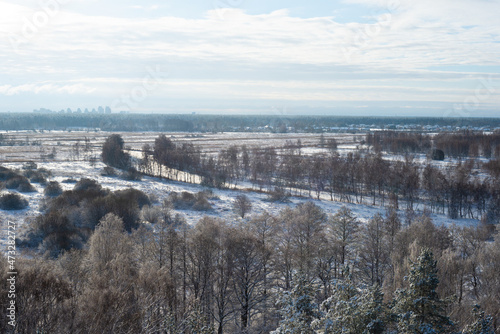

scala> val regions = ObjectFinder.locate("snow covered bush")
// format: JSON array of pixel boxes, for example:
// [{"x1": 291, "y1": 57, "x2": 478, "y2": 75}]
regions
[
  {"x1": 101, "y1": 166, "x2": 117, "y2": 177},
  {"x1": 0, "y1": 192, "x2": 29, "y2": 210},
  {"x1": 44, "y1": 181, "x2": 63, "y2": 197},
  {"x1": 5, "y1": 175, "x2": 36, "y2": 192},
  {"x1": 167, "y1": 191, "x2": 213, "y2": 211}
]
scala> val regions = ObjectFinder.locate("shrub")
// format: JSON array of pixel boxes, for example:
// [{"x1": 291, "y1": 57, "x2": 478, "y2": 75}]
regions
[
  {"x1": 62, "y1": 178, "x2": 77, "y2": 184},
  {"x1": 101, "y1": 166, "x2": 117, "y2": 177},
  {"x1": 5, "y1": 175, "x2": 29, "y2": 189},
  {"x1": 0, "y1": 193, "x2": 28, "y2": 210},
  {"x1": 5, "y1": 175, "x2": 36, "y2": 193},
  {"x1": 120, "y1": 167, "x2": 141, "y2": 181},
  {"x1": 23, "y1": 168, "x2": 51, "y2": 184},
  {"x1": 74, "y1": 178, "x2": 102, "y2": 192},
  {"x1": 114, "y1": 188, "x2": 150, "y2": 208},
  {"x1": 17, "y1": 180, "x2": 37, "y2": 193},
  {"x1": 266, "y1": 187, "x2": 290, "y2": 203},
  {"x1": 22, "y1": 161, "x2": 37, "y2": 170},
  {"x1": 168, "y1": 191, "x2": 212, "y2": 211},
  {"x1": 35, "y1": 211, "x2": 82, "y2": 256},
  {"x1": 0, "y1": 167, "x2": 18, "y2": 181},
  {"x1": 45, "y1": 181, "x2": 63, "y2": 197},
  {"x1": 192, "y1": 196, "x2": 213, "y2": 211},
  {"x1": 148, "y1": 193, "x2": 159, "y2": 204}
]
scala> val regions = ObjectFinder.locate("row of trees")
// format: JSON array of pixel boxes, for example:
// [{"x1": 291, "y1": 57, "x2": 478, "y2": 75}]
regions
[
  {"x1": 6, "y1": 200, "x2": 499, "y2": 333},
  {"x1": 366, "y1": 130, "x2": 500, "y2": 159},
  {"x1": 4, "y1": 113, "x2": 500, "y2": 132},
  {"x1": 133, "y1": 135, "x2": 500, "y2": 221}
]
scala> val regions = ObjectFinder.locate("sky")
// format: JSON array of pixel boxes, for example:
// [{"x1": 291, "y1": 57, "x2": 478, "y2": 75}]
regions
[{"x1": 0, "y1": 0, "x2": 499, "y2": 116}]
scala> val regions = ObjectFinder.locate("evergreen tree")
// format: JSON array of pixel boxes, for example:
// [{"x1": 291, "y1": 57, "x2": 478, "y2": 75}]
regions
[
  {"x1": 462, "y1": 305, "x2": 494, "y2": 334},
  {"x1": 392, "y1": 248, "x2": 454, "y2": 333},
  {"x1": 313, "y1": 267, "x2": 386, "y2": 334},
  {"x1": 271, "y1": 273, "x2": 318, "y2": 334}
]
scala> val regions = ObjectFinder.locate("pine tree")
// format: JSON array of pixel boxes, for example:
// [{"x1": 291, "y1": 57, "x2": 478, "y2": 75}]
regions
[
  {"x1": 271, "y1": 273, "x2": 318, "y2": 334},
  {"x1": 313, "y1": 267, "x2": 386, "y2": 334},
  {"x1": 392, "y1": 248, "x2": 454, "y2": 333},
  {"x1": 462, "y1": 305, "x2": 494, "y2": 334}
]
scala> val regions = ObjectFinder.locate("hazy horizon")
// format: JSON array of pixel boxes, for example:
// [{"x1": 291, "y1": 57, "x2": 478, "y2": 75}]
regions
[{"x1": 1, "y1": 0, "x2": 499, "y2": 117}]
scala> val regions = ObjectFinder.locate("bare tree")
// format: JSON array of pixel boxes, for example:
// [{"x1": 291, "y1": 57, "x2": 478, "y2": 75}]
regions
[{"x1": 233, "y1": 194, "x2": 252, "y2": 218}]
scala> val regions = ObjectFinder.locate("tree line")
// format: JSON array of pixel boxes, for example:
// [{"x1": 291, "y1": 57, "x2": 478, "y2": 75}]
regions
[
  {"x1": 366, "y1": 130, "x2": 500, "y2": 159},
  {"x1": 2, "y1": 113, "x2": 500, "y2": 132},
  {"x1": 129, "y1": 134, "x2": 500, "y2": 222}
]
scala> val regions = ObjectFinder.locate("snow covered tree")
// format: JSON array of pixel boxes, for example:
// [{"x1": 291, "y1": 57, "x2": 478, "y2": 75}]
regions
[
  {"x1": 462, "y1": 305, "x2": 494, "y2": 334},
  {"x1": 328, "y1": 206, "x2": 359, "y2": 277},
  {"x1": 392, "y1": 248, "x2": 454, "y2": 333},
  {"x1": 313, "y1": 267, "x2": 386, "y2": 334},
  {"x1": 271, "y1": 273, "x2": 318, "y2": 334}
]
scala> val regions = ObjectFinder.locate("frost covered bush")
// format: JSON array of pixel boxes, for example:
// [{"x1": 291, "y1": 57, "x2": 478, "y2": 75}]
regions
[
  {"x1": 101, "y1": 166, "x2": 117, "y2": 177},
  {"x1": 266, "y1": 187, "x2": 290, "y2": 203},
  {"x1": 5, "y1": 174, "x2": 37, "y2": 193},
  {"x1": 74, "y1": 178, "x2": 102, "y2": 192},
  {"x1": 17, "y1": 180, "x2": 37, "y2": 193},
  {"x1": 192, "y1": 195, "x2": 212, "y2": 211},
  {"x1": 0, "y1": 192, "x2": 28, "y2": 210},
  {"x1": 120, "y1": 167, "x2": 141, "y2": 181},
  {"x1": 167, "y1": 191, "x2": 212, "y2": 211},
  {"x1": 23, "y1": 168, "x2": 51, "y2": 184},
  {"x1": 45, "y1": 181, "x2": 63, "y2": 197}
]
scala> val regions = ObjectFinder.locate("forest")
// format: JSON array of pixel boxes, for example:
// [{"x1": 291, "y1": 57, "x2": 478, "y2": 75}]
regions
[
  {"x1": 0, "y1": 129, "x2": 498, "y2": 333},
  {"x1": 1, "y1": 112, "x2": 500, "y2": 132},
  {"x1": 1, "y1": 189, "x2": 499, "y2": 333}
]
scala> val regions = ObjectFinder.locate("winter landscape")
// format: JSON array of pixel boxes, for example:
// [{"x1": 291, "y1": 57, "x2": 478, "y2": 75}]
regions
[
  {"x1": 2, "y1": 0, "x2": 500, "y2": 333},
  {"x1": 0, "y1": 114, "x2": 499, "y2": 333}
]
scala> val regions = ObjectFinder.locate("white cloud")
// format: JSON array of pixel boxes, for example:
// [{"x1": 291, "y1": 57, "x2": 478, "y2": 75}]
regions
[{"x1": 0, "y1": 1, "x2": 499, "y2": 113}]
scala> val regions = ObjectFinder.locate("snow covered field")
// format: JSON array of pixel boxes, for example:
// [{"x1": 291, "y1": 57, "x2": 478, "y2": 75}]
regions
[{"x1": 0, "y1": 130, "x2": 481, "y2": 253}]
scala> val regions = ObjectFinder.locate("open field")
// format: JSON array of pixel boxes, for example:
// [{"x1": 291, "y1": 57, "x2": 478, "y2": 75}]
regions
[
  {"x1": 0, "y1": 130, "x2": 364, "y2": 162},
  {"x1": 0, "y1": 130, "x2": 482, "y2": 250}
]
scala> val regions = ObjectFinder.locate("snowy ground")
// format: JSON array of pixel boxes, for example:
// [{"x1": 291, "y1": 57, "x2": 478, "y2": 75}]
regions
[
  {"x1": 0, "y1": 130, "x2": 482, "y2": 253},
  {"x1": 0, "y1": 157, "x2": 479, "y2": 253}
]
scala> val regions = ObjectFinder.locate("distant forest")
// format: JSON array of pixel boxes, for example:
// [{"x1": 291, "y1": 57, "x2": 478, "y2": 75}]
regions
[{"x1": 1, "y1": 113, "x2": 500, "y2": 132}]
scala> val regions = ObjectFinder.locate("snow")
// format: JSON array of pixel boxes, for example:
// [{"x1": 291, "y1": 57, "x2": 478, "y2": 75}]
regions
[
  {"x1": 0, "y1": 130, "x2": 481, "y2": 254},
  {"x1": 1, "y1": 158, "x2": 480, "y2": 254}
]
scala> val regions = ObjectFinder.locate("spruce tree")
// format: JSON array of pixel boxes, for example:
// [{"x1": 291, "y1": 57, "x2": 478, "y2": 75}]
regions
[
  {"x1": 271, "y1": 273, "x2": 318, "y2": 334},
  {"x1": 313, "y1": 267, "x2": 386, "y2": 334},
  {"x1": 393, "y1": 248, "x2": 454, "y2": 333},
  {"x1": 462, "y1": 305, "x2": 494, "y2": 334}
]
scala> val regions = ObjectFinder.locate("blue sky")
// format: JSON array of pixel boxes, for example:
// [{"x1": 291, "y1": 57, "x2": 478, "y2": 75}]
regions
[{"x1": 1, "y1": 0, "x2": 499, "y2": 116}]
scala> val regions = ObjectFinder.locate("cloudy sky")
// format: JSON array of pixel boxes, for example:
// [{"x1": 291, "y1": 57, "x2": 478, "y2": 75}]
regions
[{"x1": 1, "y1": 0, "x2": 499, "y2": 116}]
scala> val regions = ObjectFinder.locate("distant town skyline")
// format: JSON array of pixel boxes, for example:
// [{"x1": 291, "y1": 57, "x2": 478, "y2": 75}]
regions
[{"x1": 1, "y1": 0, "x2": 499, "y2": 116}]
